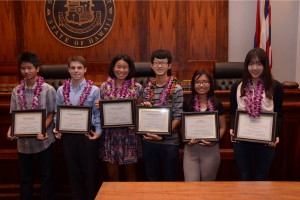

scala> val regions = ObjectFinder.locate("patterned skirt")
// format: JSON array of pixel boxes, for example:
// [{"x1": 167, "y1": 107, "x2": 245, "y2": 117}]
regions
[{"x1": 99, "y1": 128, "x2": 142, "y2": 165}]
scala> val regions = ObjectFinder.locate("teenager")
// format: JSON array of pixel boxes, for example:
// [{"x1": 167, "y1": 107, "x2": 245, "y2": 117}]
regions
[
  {"x1": 230, "y1": 48, "x2": 283, "y2": 181},
  {"x1": 7, "y1": 52, "x2": 56, "y2": 200},
  {"x1": 54, "y1": 56, "x2": 101, "y2": 200},
  {"x1": 95, "y1": 54, "x2": 143, "y2": 181},
  {"x1": 183, "y1": 69, "x2": 226, "y2": 181},
  {"x1": 141, "y1": 49, "x2": 183, "y2": 181}
]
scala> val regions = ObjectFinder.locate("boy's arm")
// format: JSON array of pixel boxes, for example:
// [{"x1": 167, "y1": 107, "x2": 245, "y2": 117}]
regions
[
  {"x1": 172, "y1": 119, "x2": 181, "y2": 131},
  {"x1": 7, "y1": 89, "x2": 18, "y2": 140}
]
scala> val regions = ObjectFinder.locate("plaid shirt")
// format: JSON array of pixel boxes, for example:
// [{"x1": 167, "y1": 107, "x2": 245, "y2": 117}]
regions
[{"x1": 10, "y1": 82, "x2": 56, "y2": 154}]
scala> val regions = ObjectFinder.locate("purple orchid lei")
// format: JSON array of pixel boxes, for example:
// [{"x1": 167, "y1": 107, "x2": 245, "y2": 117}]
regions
[
  {"x1": 17, "y1": 76, "x2": 44, "y2": 110},
  {"x1": 103, "y1": 77, "x2": 138, "y2": 100},
  {"x1": 193, "y1": 94, "x2": 215, "y2": 112},
  {"x1": 244, "y1": 79, "x2": 264, "y2": 117},
  {"x1": 144, "y1": 76, "x2": 177, "y2": 106},
  {"x1": 63, "y1": 79, "x2": 94, "y2": 106}
]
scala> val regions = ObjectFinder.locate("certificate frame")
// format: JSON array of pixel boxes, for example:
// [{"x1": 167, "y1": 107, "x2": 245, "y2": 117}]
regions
[
  {"x1": 11, "y1": 109, "x2": 46, "y2": 137},
  {"x1": 99, "y1": 99, "x2": 136, "y2": 128},
  {"x1": 56, "y1": 105, "x2": 92, "y2": 134},
  {"x1": 234, "y1": 110, "x2": 277, "y2": 144},
  {"x1": 182, "y1": 111, "x2": 220, "y2": 142},
  {"x1": 136, "y1": 105, "x2": 172, "y2": 135}
]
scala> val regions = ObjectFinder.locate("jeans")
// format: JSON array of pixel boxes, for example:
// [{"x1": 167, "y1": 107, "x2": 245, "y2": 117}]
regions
[
  {"x1": 18, "y1": 144, "x2": 54, "y2": 200},
  {"x1": 233, "y1": 142, "x2": 275, "y2": 181},
  {"x1": 142, "y1": 141, "x2": 179, "y2": 181}
]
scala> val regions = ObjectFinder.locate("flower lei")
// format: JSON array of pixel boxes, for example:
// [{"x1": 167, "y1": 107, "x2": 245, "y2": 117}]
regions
[
  {"x1": 17, "y1": 76, "x2": 44, "y2": 110},
  {"x1": 244, "y1": 79, "x2": 264, "y2": 117},
  {"x1": 63, "y1": 79, "x2": 94, "y2": 106},
  {"x1": 145, "y1": 76, "x2": 177, "y2": 105},
  {"x1": 193, "y1": 94, "x2": 215, "y2": 112},
  {"x1": 103, "y1": 77, "x2": 138, "y2": 100}
]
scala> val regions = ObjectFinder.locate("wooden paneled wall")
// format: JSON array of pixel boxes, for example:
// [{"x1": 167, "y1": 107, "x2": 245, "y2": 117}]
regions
[{"x1": 0, "y1": 0, "x2": 228, "y2": 84}]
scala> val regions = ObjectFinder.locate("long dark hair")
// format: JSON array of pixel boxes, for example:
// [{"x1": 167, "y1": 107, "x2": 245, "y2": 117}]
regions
[
  {"x1": 186, "y1": 69, "x2": 217, "y2": 111},
  {"x1": 241, "y1": 48, "x2": 274, "y2": 99},
  {"x1": 108, "y1": 54, "x2": 135, "y2": 80}
]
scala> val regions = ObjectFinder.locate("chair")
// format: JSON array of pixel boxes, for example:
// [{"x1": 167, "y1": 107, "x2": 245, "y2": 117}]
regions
[
  {"x1": 214, "y1": 62, "x2": 244, "y2": 90},
  {"x1": 39, "y1": 64, "x2": 70, "y2": 90},
  {"x1": 134, "y1": 62, "x2": 156, "y2": 87}
]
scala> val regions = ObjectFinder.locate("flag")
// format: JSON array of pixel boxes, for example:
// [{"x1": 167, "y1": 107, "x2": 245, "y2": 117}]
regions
[{"x1": 254, "y1": 0, "x2": 272, "y2": 69}]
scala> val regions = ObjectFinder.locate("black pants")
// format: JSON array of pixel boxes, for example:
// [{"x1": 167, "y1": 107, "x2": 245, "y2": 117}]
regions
[
  {"x1": 63, "y1": 134, "x2": 99, "y2": 200},
  {"x1": 18, "y1": 144, "x2": 54, "y2": 200},
  {"x1": 233, "y1": 142, "x2": 275, "y2": 181}
]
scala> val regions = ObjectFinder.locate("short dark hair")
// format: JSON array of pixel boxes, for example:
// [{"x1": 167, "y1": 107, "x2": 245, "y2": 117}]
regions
[
  {"x1": 108, "y1": 54, "x2": 135, "y2": 80},
  {"x1": 18, "y1": 52, "x2": 40, "y2": 69},
  {"x1": 241, "y1": 48, "x2": 273, "y2": 98},
  {"x1": 151, "y1": 49, "x2": 172, "y2": 64},
  {"x1": 68, "y1": 56, "x2": 87, "y2": 68}
]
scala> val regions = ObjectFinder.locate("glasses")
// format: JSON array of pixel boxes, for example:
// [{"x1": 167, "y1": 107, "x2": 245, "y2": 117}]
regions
[
  {"x1": 153, "y1": 61, "x2": 169, "y2": 67},
  {"x1": 195, "y1": 80, "x2": 210, "y2": 85}
]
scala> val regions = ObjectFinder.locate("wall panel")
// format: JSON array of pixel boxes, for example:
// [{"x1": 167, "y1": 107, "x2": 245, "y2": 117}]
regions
[{"x1": 0, "y1": 0, "x2": 228, "y2": 82}]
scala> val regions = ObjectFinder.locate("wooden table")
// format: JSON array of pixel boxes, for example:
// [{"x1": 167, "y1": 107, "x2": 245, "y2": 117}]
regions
[{"x1": 95, "y1": 182, "x2": 300, "y2": 200}]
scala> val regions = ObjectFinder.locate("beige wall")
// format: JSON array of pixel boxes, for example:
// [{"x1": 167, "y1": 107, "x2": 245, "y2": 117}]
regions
[{"x1": 229, "y1": 0, "x2": 300, "y2": 84}]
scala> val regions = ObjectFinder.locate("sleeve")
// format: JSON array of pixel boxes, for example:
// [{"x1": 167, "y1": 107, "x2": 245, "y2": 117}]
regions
[
  {"x1": 99, "y1": 82, "x2": 106, "y2": 100},
  {"x1": 135, "y1": 83, "x2": 144, "y2": 98},
  {"x1": 10, "y1": 87, "x2": 18, "y2": 113},
  {"x1": 142, "y1": 86, "x2": 148, "y2": 102},
  {"x1": 273, "y1": 80, "x2": 284, "y2": 137},
  {"x1": 229, "y1": 81, "x2": 240, "y2": 129},
  {"x1": 54, "y1": 86, "x2": 64, "y2": 124},
  {"x1": 46, "y1": 86, "x2": 56, "y2": 113},
  {"x1": 91, "y1": 87, "x2": 102, "y2": 134},
  {"x1": 172, "y1": 84, "x2": 183, "y2": 120}
]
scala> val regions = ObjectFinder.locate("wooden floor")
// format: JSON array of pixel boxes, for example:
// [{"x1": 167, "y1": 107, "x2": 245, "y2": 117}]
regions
[{"x1": 95, "y1": 181, "x2": 300, "y2": 200}]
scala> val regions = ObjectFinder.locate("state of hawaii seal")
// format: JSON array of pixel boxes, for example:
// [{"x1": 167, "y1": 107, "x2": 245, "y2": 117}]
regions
[{"x1": 45, "y1": 0, "x2": 115, "y2": 48}]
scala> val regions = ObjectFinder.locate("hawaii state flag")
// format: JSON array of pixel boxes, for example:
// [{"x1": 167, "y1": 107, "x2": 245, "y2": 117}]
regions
[{"x1": 254, "y1": 0, "x2": 272, "y2": 69}]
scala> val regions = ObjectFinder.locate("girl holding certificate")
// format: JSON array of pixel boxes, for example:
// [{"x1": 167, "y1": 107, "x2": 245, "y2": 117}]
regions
[
  {"x1": 183, "y1": 69, "x2": 226, "y2": 181},
  {"x1": 230, "y1": 48, "x2": 283, "y2": 181},
  {"x1": 96, "y1": 54, "x2": 143, "y2": 181}
]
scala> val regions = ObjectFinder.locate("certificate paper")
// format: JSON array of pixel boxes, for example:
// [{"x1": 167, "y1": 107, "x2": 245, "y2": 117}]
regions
[
  {"x1": 11, "y1": 109, "x2": 46, "y2": 137},
  {"x1": 100, "y1": 99, "x2": 135, "y2": 128},
  {"x1": 136, "y1": 106, "x2": 171, "y2": 135},
  {"x1": 182, "y1": 111, "x2": 219, "y2": 142},
  {"x1": 57, "y1": 105, "x2": 91, "y2": 134},
  {"x1": 234, "y1": 110, "x2": 277, "y2": 143}
]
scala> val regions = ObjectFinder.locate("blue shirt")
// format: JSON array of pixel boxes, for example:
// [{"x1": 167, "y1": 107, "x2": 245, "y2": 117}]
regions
[{"x1": 56, "y1": 79, "x2": 102, "y2": 134}]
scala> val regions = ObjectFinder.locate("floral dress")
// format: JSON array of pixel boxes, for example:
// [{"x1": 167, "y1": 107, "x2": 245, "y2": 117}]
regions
[{"x1": 99, "y1": 78, "x2": 143, "y2": 164}]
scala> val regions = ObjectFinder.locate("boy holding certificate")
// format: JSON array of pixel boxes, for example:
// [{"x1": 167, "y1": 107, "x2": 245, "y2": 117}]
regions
[
  {"x1": 7, "y1": 52, "x2": 56, "y2": 200},
  {"x1": 54, "y1": 56, "x2": 101, "y2": 200},
  {"x1": 141, "y1": 49, "x2": 183, "y2": 181}
]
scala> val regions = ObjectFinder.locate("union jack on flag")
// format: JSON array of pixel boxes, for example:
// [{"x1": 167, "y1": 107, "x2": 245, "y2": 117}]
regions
[{"x1": 254, "y1": 0, "x2": 272, "y2": 69}]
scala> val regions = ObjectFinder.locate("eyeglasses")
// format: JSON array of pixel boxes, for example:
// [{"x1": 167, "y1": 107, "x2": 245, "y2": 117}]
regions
[
  {"x1": 195, "y1": 80, "x2": 210, "y2": 85},
  {"x1": 153, "y1": 61, "x2": 169, "y2": 67}
]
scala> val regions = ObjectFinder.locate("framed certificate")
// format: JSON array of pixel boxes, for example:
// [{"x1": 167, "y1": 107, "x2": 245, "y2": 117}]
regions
[
  {"x1": 234, "y1": 110, "x2": 277, "y2": 144},
  {"x1": 100, "y1": 99, "x2": 136, "y2": 128},
  {"x1": 11, "y1": 109, "x2": 46, "y2": 137},
  {"x1": 182, "y1": 111, "x2": 220, "y2": 142},
  {"x1": 136, "y1": 106, "x2": 172, "y2": 135},
  {"x1": 56, "y1": 105, "x2": 92, "y2": 134}
]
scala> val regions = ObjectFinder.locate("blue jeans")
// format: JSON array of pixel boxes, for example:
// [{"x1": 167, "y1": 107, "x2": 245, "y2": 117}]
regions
[
  {"x1": 142, "y1": 141, "x2": 179, "y2": 181},
  {"x1": 18, "y1": 144, "x2": 54, "y2": 200},
  {"x1": 233, "y1": 142, "x2": 275, "y2": 181}
]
